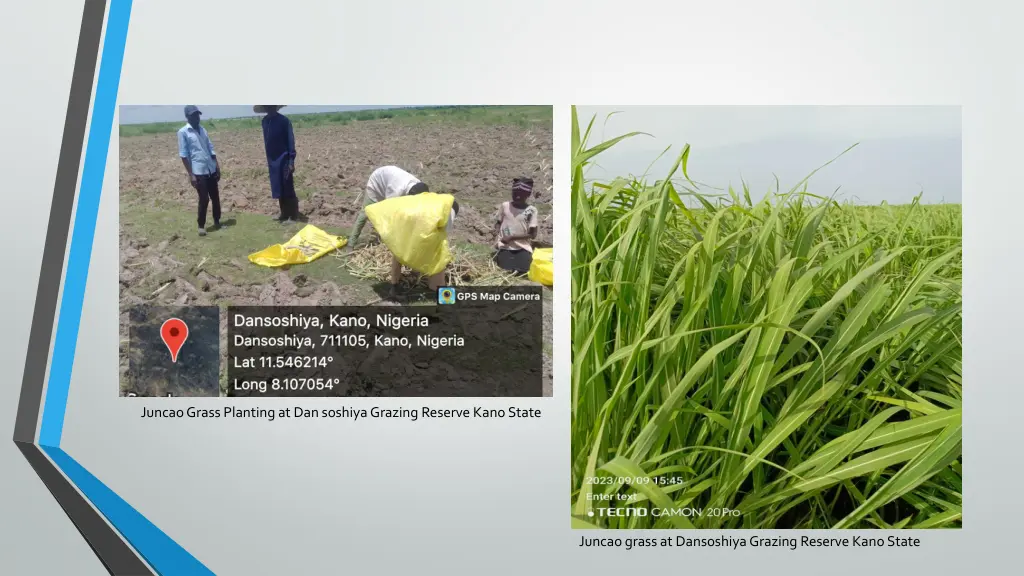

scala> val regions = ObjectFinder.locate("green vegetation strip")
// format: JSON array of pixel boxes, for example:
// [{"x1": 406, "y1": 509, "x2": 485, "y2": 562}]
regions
[
  {"x1": 120, "y1": 105, "x2": 553, "y2": 137},
  {"x1": 569, "y1": 106, "x2": 962, "y2": 530}
]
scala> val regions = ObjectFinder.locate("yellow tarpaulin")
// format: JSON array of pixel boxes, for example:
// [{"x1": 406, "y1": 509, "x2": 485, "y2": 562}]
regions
[
  {"x1": 248, "y1": 224, "x2": 347, "y2": 267},
  {"x1": 365, "y1": 192, "x2": 455, "y2": 276},
  {"x1": 528, "y1": 247, "x2": 553, "y2": 286}
]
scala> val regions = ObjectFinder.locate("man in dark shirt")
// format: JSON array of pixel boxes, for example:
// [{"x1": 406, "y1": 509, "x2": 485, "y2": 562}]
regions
[{"x1": 255, "y1": 105, "x2": 299, "y2": 222}]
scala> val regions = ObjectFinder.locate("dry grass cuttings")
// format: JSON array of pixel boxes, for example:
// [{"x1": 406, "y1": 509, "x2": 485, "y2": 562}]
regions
[{"x1": 340, "y1": 243, "x2": 521, "y2": 288}]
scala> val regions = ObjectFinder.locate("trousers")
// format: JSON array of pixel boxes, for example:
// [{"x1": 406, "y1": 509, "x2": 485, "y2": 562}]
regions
[
  {"x1": 195, "y1": 174, "x2": 221, "y2": 228},
  {"x1": 278, "y1": 196, "x2": 299, "y2": 220}
]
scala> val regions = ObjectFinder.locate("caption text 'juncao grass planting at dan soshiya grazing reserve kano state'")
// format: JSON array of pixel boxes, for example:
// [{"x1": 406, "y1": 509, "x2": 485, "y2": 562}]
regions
[{"x1": 569, "y1": 106, "x2": 962, "y2": 530}]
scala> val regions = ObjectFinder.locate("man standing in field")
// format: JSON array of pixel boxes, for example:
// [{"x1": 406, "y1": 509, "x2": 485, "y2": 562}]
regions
[
  {"x1": 347, "y1": 165, "x2": 431, "y2": 248},
  {"x1": 177, "y1": 105, "x2": 221, "y2": 236},
  {"x1": 255, "y1": 105, "x2": 299, "y2": 222}
]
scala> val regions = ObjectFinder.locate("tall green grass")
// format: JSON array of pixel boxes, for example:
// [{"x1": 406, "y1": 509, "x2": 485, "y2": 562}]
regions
[{"x1": 570, "y1": 106, "x2": 962, "y2": 529}]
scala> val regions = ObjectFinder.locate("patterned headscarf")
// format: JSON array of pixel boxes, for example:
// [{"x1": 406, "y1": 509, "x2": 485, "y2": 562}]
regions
[{"x1": 512, "y1": 177, "x2": 534, "y2": 195}]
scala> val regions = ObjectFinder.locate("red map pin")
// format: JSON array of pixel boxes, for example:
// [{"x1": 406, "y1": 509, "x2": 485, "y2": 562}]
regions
[{"x1": 160, "y1": 318, "x2": 189, "y2": 363}]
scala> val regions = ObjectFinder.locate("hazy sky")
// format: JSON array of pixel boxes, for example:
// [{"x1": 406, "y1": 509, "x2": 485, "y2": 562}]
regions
[
  {"x1": 119, "y1": 105, "x2": 401, "y2": 124},
  {"x1": 577, "y1": 106, "x2": 962, "y2": 204}
]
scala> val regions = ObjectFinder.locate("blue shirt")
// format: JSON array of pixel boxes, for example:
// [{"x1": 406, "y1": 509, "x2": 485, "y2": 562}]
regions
[{"x1": 177, "y1": 123, "x2": 217, "y2": 176}]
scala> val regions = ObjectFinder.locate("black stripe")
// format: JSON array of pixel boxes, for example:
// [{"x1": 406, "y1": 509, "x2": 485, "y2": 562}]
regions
[
  {"x1": 10, "y1": 1, "x2": 156, "y2": 573},
  {"x1": 13, "y1": 0, "x2": 107, "y2": 443},
  {"x1": 16, "y1": 443, "x2": 153, "y2": 575}
]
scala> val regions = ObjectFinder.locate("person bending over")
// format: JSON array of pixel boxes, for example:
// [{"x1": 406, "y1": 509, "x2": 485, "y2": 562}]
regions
[
  {"x1": 348, "y1": 165, "x2": 429, "y2": 248},
  {"x1": 387, "y1": 199, "x2": 460, "y2": 299}
]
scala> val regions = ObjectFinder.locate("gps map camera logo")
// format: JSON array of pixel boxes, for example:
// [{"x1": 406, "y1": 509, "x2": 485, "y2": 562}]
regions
[{"x1": 438, "y1": 287, "x2": 456, "y2": 305}]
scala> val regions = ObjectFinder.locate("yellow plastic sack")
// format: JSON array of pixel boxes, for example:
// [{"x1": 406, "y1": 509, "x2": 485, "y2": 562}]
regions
[
  {"x1": 248, "y1": 224, "x2": 347, "y2": 267},
  {"x1": 365, "y1": 192, "x2": 455, "y2": 276},
  {"x1": 528, "y1": 248, "x2": 553, "y2": 286}
]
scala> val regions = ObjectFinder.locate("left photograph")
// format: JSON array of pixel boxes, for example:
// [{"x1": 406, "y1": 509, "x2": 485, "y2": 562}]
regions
[{"x1": 118, "y1": 105, "x2": 554, "y2": 398}]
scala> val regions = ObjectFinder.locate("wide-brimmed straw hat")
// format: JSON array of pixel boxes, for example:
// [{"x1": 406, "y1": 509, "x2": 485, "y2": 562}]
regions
[{"x1": 253, "y1": 105, "x2": 285, "y2": 114}]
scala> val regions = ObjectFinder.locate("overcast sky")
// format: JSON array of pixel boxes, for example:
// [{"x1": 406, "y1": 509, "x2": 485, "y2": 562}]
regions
[{"x1": 576, "y1": 106, "x2": 962, "y2": 204}]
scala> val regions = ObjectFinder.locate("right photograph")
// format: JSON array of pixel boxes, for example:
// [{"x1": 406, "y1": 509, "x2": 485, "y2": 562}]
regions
[{"x1": 570, "y1": 105, "x2": 962, "y2": 530}]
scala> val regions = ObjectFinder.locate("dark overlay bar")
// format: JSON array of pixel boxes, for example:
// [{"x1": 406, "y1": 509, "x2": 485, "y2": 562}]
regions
[{"x1": 227, "y1": 286, "x2": 543, "y2": 397}]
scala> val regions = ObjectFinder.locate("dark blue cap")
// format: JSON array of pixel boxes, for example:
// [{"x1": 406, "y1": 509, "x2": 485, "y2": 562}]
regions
[{"x1": 184, "y1": 105, "x2": 201, "y2": 118}]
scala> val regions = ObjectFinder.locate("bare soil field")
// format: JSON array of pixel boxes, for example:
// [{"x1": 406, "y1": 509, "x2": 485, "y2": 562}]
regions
[{"x1": 118, "y1": 106, "x2": 553, "y2": 397}]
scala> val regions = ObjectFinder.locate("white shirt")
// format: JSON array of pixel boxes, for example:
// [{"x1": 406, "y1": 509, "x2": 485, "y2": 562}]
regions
[{"x1": 366, "y1": 166, "x2": 421, "y2": 203}]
